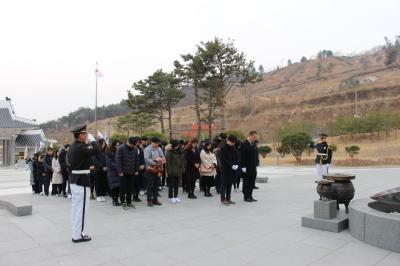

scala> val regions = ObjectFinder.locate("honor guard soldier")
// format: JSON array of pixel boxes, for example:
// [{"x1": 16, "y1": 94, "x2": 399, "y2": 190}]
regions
[
  {"x1": 315, "y1": 133, "x2": 333, "y2": 179},
  {"x1": 68, "y1": 125, "x2": 100, "y2": 243}
]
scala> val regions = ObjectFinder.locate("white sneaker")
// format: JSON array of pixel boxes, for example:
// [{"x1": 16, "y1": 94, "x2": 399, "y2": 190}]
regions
[
  {"x1": 171, "y1": 198, "x2": 177, "y2": 203},
  {"x1": 96, "y1": 197, "x2": 102, "y2": 202},
  {"x1": 102, "y1": 197, "x2": 107, "y2": 202},
  {"x1": 175, "y1": 197, "x2": 181, "y2": 203},
  {"x1": 67, "y1": 194, "x2": 72, "y2": 199},
  {"x1": 139, "y1": 190, "x2": 145, "y2": 196}
]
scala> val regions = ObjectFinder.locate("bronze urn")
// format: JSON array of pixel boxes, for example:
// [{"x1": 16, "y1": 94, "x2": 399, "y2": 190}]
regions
[{"x1": 316, "y1": 173, "x2": 355, "y2": 213}]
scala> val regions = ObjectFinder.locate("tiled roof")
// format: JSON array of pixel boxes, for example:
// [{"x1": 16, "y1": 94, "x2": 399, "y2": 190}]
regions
[
  {"x1": 15, "y1": 129, "x2": 46, "y2": 147},
  {"x1": 0, "y1": 101, "x2": 38, "y2": 129}
]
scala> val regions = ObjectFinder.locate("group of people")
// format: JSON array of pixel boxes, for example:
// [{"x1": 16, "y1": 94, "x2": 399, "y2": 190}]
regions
[
  {"x1": 26, "y1": 145, "x2": 70, "y2": 197},
  {"x1": 27, "y1": 125, "x2": 261, "y2": 243},
  {"x1": 27, "y1": 130, "x2": 261, "y2": 209}
]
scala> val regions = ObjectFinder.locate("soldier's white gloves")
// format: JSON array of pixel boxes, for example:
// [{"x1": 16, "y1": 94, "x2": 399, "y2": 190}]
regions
[
  {"x1": 87, "y1": 133, "x2": 96, "y2": 143},
  {"x1": 242, "y1": 167, "x2": 247, "y2": 173},
  {"x1": 232, "y1": 165, "x2": 239, "y2": 170}
]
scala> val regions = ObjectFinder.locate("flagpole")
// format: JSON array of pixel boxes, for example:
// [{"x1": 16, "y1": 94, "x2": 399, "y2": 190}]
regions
[{"x1": 95, "y1": 72, "x2": 98, "y2": 132}]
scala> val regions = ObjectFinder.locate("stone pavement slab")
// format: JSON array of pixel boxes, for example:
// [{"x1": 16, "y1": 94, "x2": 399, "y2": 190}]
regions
[{"x1": 0, "y1": 166, "x2": 399, "y2": 266}]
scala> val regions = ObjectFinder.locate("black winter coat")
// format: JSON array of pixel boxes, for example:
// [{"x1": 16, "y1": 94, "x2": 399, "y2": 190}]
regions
[
  {"x1": 184, "y1": 148, "x2": 200, "y2": 181},
  {"x1": 116, "y1": 143, "x2": 139, "y2": 175},
  {"x1": 105, "y1": 152, "x2": 119, "y2": 189},
  {"x1": 240, "y1": 140, "x2": 258, "y2": 179},
  {"x1": 220, "y1": 143, "x2": 239, "y2": 184}
]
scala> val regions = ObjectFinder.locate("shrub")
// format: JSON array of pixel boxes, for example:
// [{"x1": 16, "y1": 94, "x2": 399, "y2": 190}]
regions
[
  {"x1": 280, "y1": 132, "x2": 312, "y2": 161},
  {"x1": 345, "y1": 146, "x2": 360, "y2": 158},
  {"x1": 258, "y1": 145, "x2": 272, "y2": 158}
]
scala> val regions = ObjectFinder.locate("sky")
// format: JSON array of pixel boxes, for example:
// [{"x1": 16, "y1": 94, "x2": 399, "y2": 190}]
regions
[{"x1": 0, "y1": 0, "x2": 399, "y2": 123}]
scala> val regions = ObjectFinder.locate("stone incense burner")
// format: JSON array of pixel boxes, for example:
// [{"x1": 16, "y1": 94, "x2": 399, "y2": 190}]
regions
[{"x1": 316, "y1": 173, "x2": 355, "y2": 213}]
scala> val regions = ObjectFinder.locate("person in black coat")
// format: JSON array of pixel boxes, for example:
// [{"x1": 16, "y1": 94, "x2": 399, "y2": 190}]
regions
[
  {"x1": 37, "y1": 155, "x2": 45, "y2": 195},
  {"x1": 133, "y1": 140, "x2": 145, "y2": 202},
  {"x1": 219, "y1": 135, "x2": 239, "y2": 205},
  {"x1": 42, "y1": 148, "x2": 54, "y2": 196},
  {"x1": 184, "y1": 138, "x2": 201, "y2": 199},
  {"x1": 116, "y1": 137, "x2": 139, "y2": 209},
  {"x1": 32, "y1": 153, "x2": 40, "y2": 194},
  {"x1": 59, "y1": 144, "x2": 70, "y2": 197},
  {"x1": 240, "y1": 131, "x2": 259, "y2": 202},
  {"x1": 92, "y1": 139, "x2": 109, "y2": 202},
  {"x1": 105, "y1": 141, "x2": 121, "y2": 206}
]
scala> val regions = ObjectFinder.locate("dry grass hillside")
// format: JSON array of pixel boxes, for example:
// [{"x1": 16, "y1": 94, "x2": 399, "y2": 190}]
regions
[
  {"x1": 47, "y1": 49, "x2": 400, "y2": 165},
  {"x1": 261, "y1": 130, "x2": 400, "y2": 166},
  {"x1": 172, "y1": 50, "x2": 400, "y2": 140}
]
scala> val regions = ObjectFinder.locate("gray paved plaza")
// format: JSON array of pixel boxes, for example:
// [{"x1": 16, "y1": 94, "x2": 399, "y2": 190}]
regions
[{"x1": 0, "y1": 166, "x2": 399, "y2": 266}]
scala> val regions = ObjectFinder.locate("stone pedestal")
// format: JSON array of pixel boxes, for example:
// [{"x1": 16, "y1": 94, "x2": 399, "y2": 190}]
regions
[
  {"x1": 302, "y1": 199, "x2": 348, "y2": 233},
  {"x1": 314, "y1": 200, "x2": 337, "y2": 219}
]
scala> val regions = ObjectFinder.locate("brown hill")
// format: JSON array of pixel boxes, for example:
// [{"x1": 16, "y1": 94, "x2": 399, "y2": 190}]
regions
[
  {"x1": 171, "y1": 49, "x2": 400, "y2": 140},
  {"x1": 46, "y1": 48, "x2": 400, "y2": 144}
]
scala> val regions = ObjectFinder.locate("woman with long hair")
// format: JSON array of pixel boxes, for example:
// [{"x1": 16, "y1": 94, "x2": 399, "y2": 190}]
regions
[
  {"x1": 200, "y1": 141, "x2": 217, "y2": 197},
  {"x1": 93, "y1": 138, "x2": 109, "y2": 202},
  {"x1": 52, "y1": 151, "x2": 63, "y2": 196},
  {"x1": 184, "y1": 138, "x2": 201, "y2": 199},
  {"x1": 105, "y1": 140, "x2": 121, "y2": 206}
]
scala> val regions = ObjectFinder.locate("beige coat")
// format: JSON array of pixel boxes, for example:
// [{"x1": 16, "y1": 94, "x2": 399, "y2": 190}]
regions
[
  {"x1": 52, "y1": 158, "x2": 63, "y2": 184},
  {"x1": 200, "y1": 150, "x2": 217, "y2": 176}
]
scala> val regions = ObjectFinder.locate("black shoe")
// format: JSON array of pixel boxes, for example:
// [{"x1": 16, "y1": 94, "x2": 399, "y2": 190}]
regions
[
  {"x1": 253, "y1": 186, "x2": 259, "y2": 189},
  {"x1": 127, "y1": 202, "x2": 136, "y2": 208},
  {"x1": 244, "y1": 198, "x2": 253, "y2": 202},
  {"x1": 72, "y1": 235, "x2": 92, "y2": 243},
  {"x1": 250, "y1": 197, "x2": 258, "y2": 202},
  {"x1": 132, "y1": 197, "x2": 142, "y2": 202},
  {"x1": 188, "y1": 194, "x2": 197, "y2": 199}
]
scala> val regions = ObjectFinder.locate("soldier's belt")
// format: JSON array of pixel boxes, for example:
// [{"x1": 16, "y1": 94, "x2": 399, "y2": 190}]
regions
[
  {"x1": 316, "y1": 153, "x2": 328, "y2": 156},
  {"x1": 71, "y1": 170, "x2": 90, "y2": 174}
]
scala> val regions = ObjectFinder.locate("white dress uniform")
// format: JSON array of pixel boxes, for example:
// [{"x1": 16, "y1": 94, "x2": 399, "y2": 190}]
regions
[{"x1": 67, "y1": 125, "x2": 100, "y2": 243}]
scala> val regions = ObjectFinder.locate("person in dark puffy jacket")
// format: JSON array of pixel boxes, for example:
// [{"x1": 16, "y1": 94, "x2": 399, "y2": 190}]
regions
[
  {"x1": 166, "y1": 140, "x2": 185, "y2": 203},
  {"x1": 106, "y1": 140, "x2": 121, "y2": 206},
  {"x1": 116, "y1": 137, "x2": 139, "y2": 209}
]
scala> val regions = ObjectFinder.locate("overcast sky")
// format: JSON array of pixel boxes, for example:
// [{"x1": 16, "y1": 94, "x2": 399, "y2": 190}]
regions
[{"x1": 0, "y1": 0, "x2": 399, "y2": 122}]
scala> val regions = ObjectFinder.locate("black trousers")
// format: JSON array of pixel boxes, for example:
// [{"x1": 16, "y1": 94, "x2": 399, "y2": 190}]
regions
[
  {"x1": 95, "y1": 171, "x2": 108, "y2": 197},
  {"x1": 90, "y1": 172, "x2": 95, "y2": 195},
  {"x1": 111, "y1": 187, "x2": 119, "y2": 202},
  {"x1": 43, "y1": 175, "x2": 51, "y2": 195},
  {"x1": 133, "y1": 173, "x2": 141, "y2": 197},
  {"x1": 234, "y1": 174, "x2": 241, "y2": 189},
  {"x1": 242, "y1": 173, "x2": 256, "y2": 199},
  {"x1": 61, "y1": 169, "x2": 68, "y2": 195},
  {"x1": 215, "y1": 171, "x2": 221, "y2": 193},
  {"x1": 120, "y1": 174, "x2": 134, "y2": 204},
  {"x1": 140, "y1": 171, "x2": 147, "y2": 190},
  {"x1": 52, "y1": 184, "x2": 62, "y2": 194},
  {"x1": 167, "y1": 176, "x2": 179, "y2": 198},
  {"x1": 186, "y1": 178, "x2": 196, "y2": 195},
  {"x1": 147, "y1": 173, "x2": 160, "y2": 201},
  {"x1": 202, "y1": 175, "x2": 214, "y2": 193},
  {"x1": 199, "y1": 176, "x2": 205, "y2": 191},
  {"x1": 221, "y1": 183, "x2": 232, "y2": 202}
]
